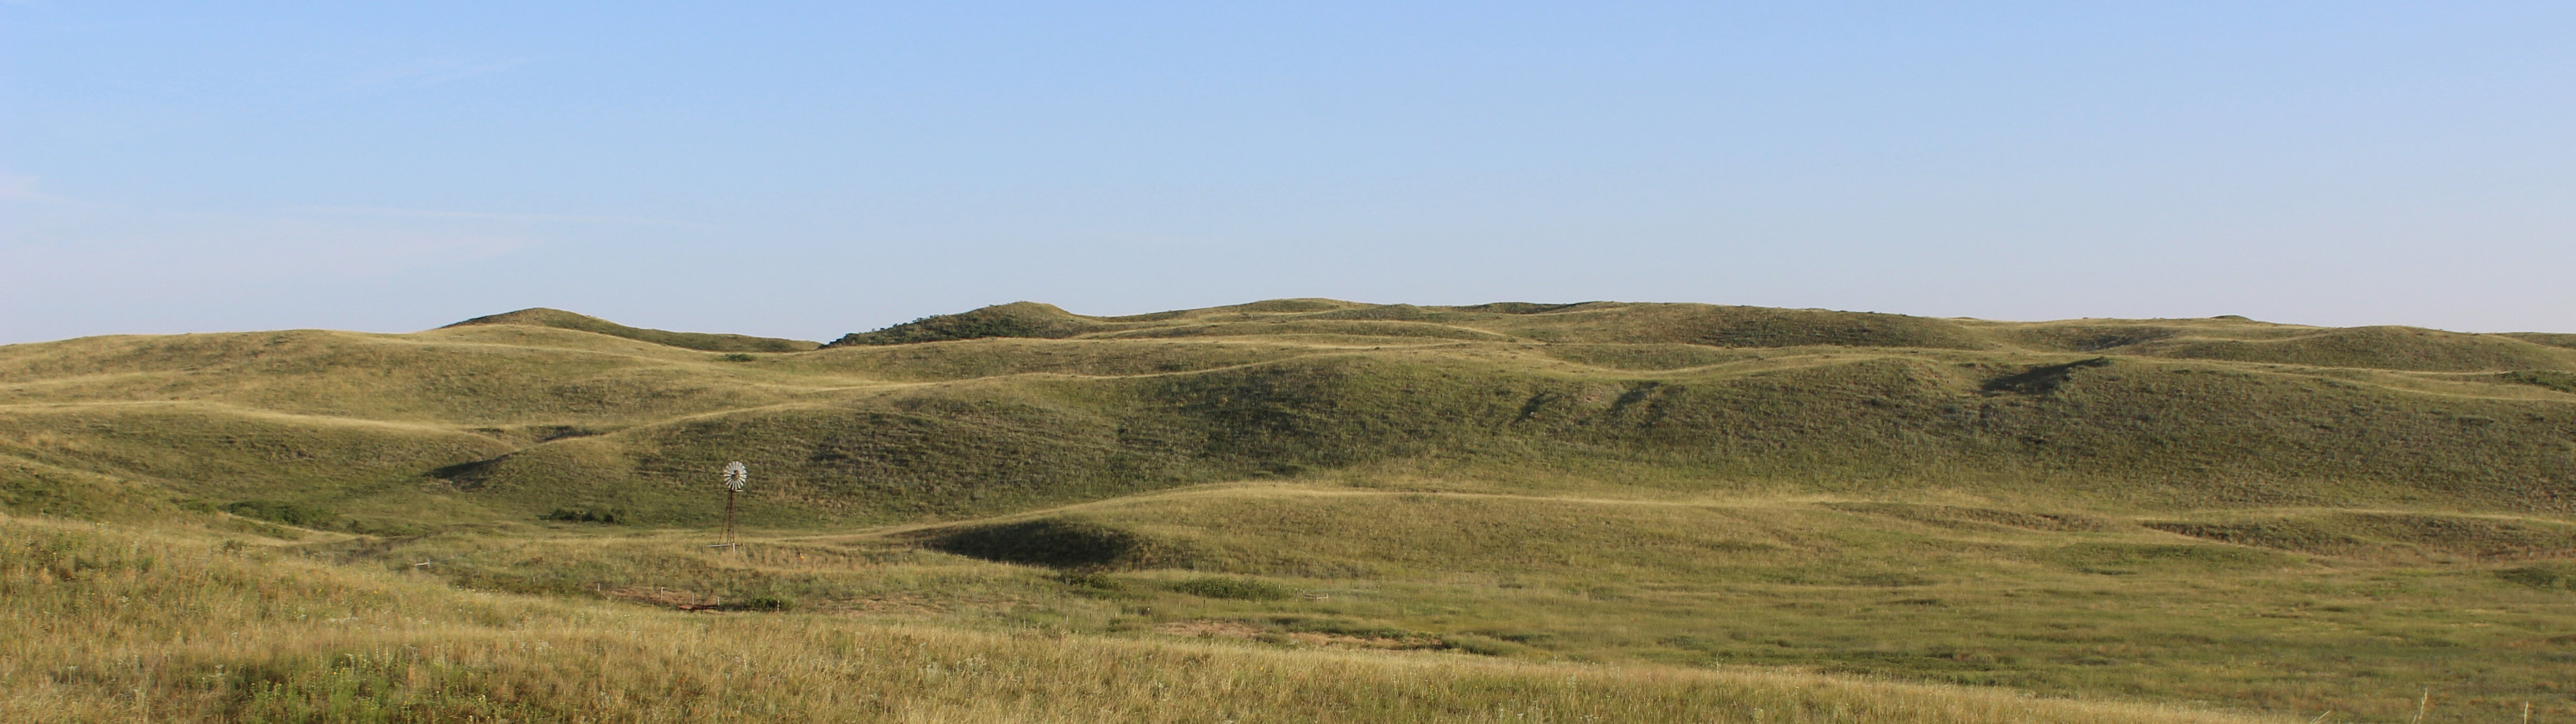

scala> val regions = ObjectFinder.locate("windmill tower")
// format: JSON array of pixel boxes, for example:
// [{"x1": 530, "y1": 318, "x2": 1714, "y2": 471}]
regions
[{"x1": 719, "y1": 461, "x2": 748, "y2": 547}]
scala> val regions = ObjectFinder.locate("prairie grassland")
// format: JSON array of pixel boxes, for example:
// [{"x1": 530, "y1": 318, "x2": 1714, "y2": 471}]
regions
[
  {"x1": 5, "y1": 301, "x2": 2573, "y2": 529},
  {"x1": 316, "y1": 482, "x2": 2576, "y2": 723},
  {"x1": 18, "y1": 333, "x2": 2574, "y2": 531},
  {"x1": 2, "y1": 514, "x2": 2286, "y2": 723},
  {"x1": 5, "y1": 299, "x2": 2575, "y2": 721}
]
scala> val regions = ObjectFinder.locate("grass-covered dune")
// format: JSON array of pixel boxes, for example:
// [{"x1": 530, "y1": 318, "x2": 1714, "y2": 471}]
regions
[
  {"x1": 6, "y1": 299, "x2": 2568, "y2": 526},
  {"x1": 446, "y1": 307, "x2": 822, "y2": 353},
  {"x1": 3, "y1": 299, "x2": 2573, "y2": 721}
]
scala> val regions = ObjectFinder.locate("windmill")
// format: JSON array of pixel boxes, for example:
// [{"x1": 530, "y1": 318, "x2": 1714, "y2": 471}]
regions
[{"x1": 719, "y1": 461, "x2": 748, "y2": 547}]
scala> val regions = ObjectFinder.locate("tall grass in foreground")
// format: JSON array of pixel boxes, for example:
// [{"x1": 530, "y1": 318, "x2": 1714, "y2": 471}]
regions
[{"x1": 0, "y1": 515, "x2": 2280, "y2": 723}]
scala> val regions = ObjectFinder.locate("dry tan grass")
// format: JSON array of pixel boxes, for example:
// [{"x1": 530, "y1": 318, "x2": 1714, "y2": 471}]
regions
[
  {"x1": 0, "y1": 514, "x2": 2287, "y2": 723},
  {"x1": 6, "y1": 300, "x2": 2574, "y2": 721}
]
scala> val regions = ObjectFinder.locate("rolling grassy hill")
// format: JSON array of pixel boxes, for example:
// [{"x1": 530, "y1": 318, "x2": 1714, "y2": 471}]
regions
[
  {"x1": 7, "y1": 299, "x2": 2569, "y2": 528},
  {"x1": 445, "y1": 307, "x2": 822, "y2": 352},
  {"x1": 3, "y1": 299, "x2": 2572, "y2": 722}
]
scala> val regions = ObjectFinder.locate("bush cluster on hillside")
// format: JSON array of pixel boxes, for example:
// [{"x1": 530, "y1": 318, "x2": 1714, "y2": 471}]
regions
[
  {"x1": 1166, "y1": 576, "x2": 1292, "y2": 600},
  {"x1": 219, "y1": 499, "x2": 337, "y2": 527},
  {"x1": 540, "y1": 507, "x2": 625, "y2": 524}
]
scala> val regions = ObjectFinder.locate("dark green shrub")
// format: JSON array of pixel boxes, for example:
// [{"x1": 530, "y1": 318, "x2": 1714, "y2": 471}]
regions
[
  {"x1": 219, "y1": 500, "x2": 337, "y2": 527},
  {"x1": 1844, "y1": 572, "x2": 1937, "y2": 587},
  {"x1": 1167, "y1": 576, "x2": 1290, "y2": 600},
  {"x1": 2500, "y1": 563, "x2": 2576, "y2": 590},
  {"x1": 1058, "y1": 572, "x2": 1126, "y2": 592},
  {"x1": 339, "y1": 519, "x2": 431, "y2": 537},
  {"x1": 540, "y1": 508, "x2": 623, "y2": 524},
  {"x1": 2502, "y1": 370, "x2": 2576, "y2": 394}
]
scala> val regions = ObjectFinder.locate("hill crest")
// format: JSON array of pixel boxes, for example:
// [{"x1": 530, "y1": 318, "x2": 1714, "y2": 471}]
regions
[
  {"x1": 443, "y1": 307, "x2": 819, "y2": 353},
  {"x1": 823, "y1": 299, "x2": 2574, "y2": 372}
]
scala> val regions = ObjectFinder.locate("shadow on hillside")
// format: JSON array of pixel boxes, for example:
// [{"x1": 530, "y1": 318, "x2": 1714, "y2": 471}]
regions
[
  {"x1": 1981, "y1": 357, "x2": 2112, "y2": 395},
  {"x1": 918, "y1": 519, "x2": 1172, "y2": 570}
]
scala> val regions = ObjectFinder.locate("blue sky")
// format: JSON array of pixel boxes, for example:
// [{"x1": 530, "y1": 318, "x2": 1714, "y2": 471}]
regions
[{"x1": 5, "y1": 2, "x2": 2571, "y2": 343}]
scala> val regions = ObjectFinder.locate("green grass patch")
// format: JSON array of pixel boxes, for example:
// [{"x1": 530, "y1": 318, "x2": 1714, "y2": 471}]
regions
[
  {"x1": 1166, "y1": 576, "x2": 1292, "y2": 600},
  {"x1": 2504, "y1": 369, "x2": 2576, "y2": 394},
  {"x1": 2500, "y1": 562, "x2": 2576, "y2": 590},
  {"x1": 220, "y1": 499, "x2": 338, "y2": 528}
]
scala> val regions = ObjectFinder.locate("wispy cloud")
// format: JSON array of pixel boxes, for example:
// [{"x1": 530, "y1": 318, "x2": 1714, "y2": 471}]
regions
[
  {"x1": 0, "y1": 173, "x2": 82, "y2": 204},
  {"x1": 302, "y1": 205, "x2": 678, "y2": 225}
]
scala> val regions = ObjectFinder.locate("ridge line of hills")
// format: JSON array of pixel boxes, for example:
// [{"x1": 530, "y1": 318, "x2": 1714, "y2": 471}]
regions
[
  {"x1": 823, "y1": 300, "x2": 2576, "y2": 366},
  {"x1": 443, "y1": 307, "x2": 823, "y2": 352},
  {"x1": 4, "y1": 297, "x2": 2570, "y2": 532},
  {"x1": 431, "y1": 300, "x2": 2576, "y2": 366},
  {"x1": 7, "y1": 298, "x2": 2575, "y2": 721}
]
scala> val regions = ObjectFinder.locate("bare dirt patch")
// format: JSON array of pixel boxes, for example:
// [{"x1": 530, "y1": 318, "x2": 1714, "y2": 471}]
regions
[
  {"x1": 1153, "y1": 619, "x2": 1444, "y2": 650},
  {"x1": 602, "y1": 586, "x2": 720, "y2": 610}
]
